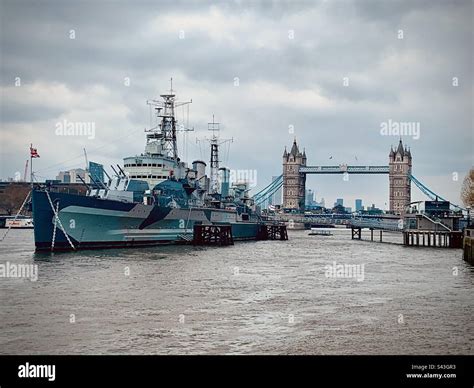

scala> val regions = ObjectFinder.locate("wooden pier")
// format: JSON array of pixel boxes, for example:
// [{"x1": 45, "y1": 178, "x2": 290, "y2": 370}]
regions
[
  {"x1": 351, "y1": 227, "x2": 362, "y2": 240},
  {"x1": 350, "y1": 207, "x2": 465, "y2": 249},
  {"x1": 403, "y1": 231, "x2": 463, "y2": 248},
  {"x1": 193, "y1": 224, "x2": 234, "y2": 246},
  {"x1": 351, "y1": 227, "x2": 386, "y2": 242},
  {"x1": 257, "y1": 224, "x2": 288, "y2": 240},
  {"x1": 463, "y1": 228, "x2": 474, "y2": 264},
  {"x1": 192, "y1": 223, "x2": 288, "y2": 245}
]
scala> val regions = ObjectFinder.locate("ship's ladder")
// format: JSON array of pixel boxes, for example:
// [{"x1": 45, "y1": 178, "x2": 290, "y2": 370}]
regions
[
  {"x1": 45, "y1": 190, "x2": 76, "y2": 251},
  {"x1": 0, "y1": 190, "x2": 31, "y2": 243}
]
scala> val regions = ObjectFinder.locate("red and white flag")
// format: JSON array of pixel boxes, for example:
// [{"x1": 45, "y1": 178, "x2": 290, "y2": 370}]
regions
[{"x1": 30, "y1": 144, "x2": 40, "y2": 158}]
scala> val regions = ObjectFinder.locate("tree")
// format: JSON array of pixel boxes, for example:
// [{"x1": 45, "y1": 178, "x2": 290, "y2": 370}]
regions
[
  {"x1": 461, "y1": 168, "x2": 474, "y2": 207},
  {"x1": 0, "y1": 184, "x2": 31, "y2": 215}
]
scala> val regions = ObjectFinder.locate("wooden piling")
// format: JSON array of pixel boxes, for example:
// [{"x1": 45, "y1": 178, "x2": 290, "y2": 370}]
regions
[
  {"x1": 351, "y1": 227, "x2": 361, "y2": 240},
  {"x1": 257, "y1": 224, "x2": 288, "y2": 241},
  {"x1": 463, "y1": 229, "x2": 474, "y2": 263},
  {"x1": 193, "y1": 224, "x2": 234, "y2": 246},
  {"x1": 402, "y1": 230, "x2": 463, "y2": 249}
]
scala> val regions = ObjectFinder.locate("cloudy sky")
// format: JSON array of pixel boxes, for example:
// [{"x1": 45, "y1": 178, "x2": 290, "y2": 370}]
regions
[{"x1": 1, "y1": 0, "x2": 472, "y2": 209}]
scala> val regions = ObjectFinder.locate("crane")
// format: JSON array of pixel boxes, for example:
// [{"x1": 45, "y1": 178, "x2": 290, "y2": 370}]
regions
[
  {"x1": 83, "y1": 148, "x2": 89, "y2": 171},
  {"x1": 23, "y1": 160, "x2": 29, "y2": 182}
]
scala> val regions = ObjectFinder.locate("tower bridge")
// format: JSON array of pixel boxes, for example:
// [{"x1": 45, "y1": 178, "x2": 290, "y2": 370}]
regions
[
  {"x1": 252, "y1": 139, "x2": 465, "y2": 215},
  {"x1": 250, "y1": 139, "x2": 466, "y2": 248},
  {"x1": 281, "y1": 138, "x2": 411, "y2": 214}
]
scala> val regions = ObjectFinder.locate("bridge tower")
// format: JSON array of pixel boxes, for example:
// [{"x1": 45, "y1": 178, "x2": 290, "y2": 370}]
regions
[
  {"x1": 283, "y1": 139, "x2": 307, "y2": 210},
  {"x1": 389, "y1": 139, "x2": 412, "y2": 214}
]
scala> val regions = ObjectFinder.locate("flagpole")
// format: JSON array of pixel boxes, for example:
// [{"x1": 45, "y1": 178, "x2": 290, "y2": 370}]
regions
[{"x1": 30, "y1": 143, "x2": 33, "y2": 189}]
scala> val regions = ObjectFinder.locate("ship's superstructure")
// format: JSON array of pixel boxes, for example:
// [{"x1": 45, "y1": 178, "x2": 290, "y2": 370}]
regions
[{"x1": 123, "y1": 84, "x2": 190, "y2": 187}]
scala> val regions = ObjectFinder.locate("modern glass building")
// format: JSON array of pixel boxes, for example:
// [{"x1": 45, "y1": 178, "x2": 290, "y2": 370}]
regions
[{"x1": 89, "y1": 161, "x2": 104, "y2": 184}]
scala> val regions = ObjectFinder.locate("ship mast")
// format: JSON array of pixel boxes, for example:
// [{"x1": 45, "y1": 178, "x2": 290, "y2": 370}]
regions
[
  {"x1": 159, "y1": 79, "x2": 178, "y2": 160},
  {"x1": 145, "y1": 78, "x2": 192, "y2": 161},
  {"x1": 207, "y1": 115, "x2": 232, "y2": 194},
  {"x1": 208, "y1": 115, "x2": 219, "y2": 194}
]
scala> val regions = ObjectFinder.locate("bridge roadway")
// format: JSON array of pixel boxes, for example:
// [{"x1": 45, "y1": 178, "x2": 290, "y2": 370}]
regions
[
  {"x1": 270, "y1": 214, "x2": 403, "y2": 232},
  {"x1": 300, "y1": 165, "x2": 390, "y2": 174}
]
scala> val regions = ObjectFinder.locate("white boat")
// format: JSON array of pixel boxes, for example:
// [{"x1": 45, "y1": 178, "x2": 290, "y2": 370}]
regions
[
  {"x1": 308, "y1": 228, "x2": 332, "y2": 236},
  {"x1": 5, "y1": 217, "x2": 34, "y2": 229}
]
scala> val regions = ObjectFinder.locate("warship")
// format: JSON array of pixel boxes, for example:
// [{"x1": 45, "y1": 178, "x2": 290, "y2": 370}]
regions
[{"x1": 32, "y1": 85, "x2": 268, "y2": 251}]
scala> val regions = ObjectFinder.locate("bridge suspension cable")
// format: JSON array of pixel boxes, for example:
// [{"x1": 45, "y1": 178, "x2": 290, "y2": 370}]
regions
[
  {"x1": 254, "y1": 179, "x2": 284, "y2": 206},
  {"x1": 252, "y1": 175, "x2": 283, "y2": 203},
  {"x1": 409, "y1": 174, "x2": 465, "y2": 211}
]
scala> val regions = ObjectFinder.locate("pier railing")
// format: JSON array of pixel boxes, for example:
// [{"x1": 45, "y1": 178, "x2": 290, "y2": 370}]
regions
[
  {"x1": 349, "y1": 217, "x2": 402, "y2": 232},
  {"x1": 270, "y1": 214, "x2": 350, "y2": 225}
]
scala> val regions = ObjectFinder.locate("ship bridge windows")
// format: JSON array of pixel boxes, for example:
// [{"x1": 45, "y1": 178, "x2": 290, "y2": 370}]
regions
[
  {"x1": 125, "y1": 163, "x2": 163, "y2": 168},
  {"x1": 129, "y1": 175, "x2": 168, "y2": 179}
]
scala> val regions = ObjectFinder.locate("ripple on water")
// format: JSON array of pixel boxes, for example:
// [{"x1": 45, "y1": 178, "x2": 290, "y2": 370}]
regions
[{"x1": 0, "y1": 229, "x2": 472, "y2": 354}]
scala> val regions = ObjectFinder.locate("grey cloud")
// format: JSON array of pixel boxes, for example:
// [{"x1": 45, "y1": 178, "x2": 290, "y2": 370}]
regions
[
  {"x1": 0, "y1": 0, "x2": 472, "y2": 208},
  {"x1": 0, "y1": 100, "x2": 65, "y2": 123}
]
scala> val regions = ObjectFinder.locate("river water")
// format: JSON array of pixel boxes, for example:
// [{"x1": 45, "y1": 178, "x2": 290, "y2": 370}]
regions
[{"x1": 0, "y1": 229, "x2": 472, "y2": 354}]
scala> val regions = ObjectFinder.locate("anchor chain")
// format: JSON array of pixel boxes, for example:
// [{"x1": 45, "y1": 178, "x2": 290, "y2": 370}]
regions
[
  {"x1": 45, "y1": 190, "x2": 75, "y2": 251},
  {"x1": 51, "y1": 201, "x2": 59, "y2": 251}
]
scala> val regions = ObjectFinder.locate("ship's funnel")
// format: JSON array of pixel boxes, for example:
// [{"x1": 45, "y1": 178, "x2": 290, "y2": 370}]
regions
[
  {"x1": 219, "y1": 167, "x2": 230, "y2": 197},
  {"x1": 192, "y1": 160, "x2": 206, "y2": 182}
]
